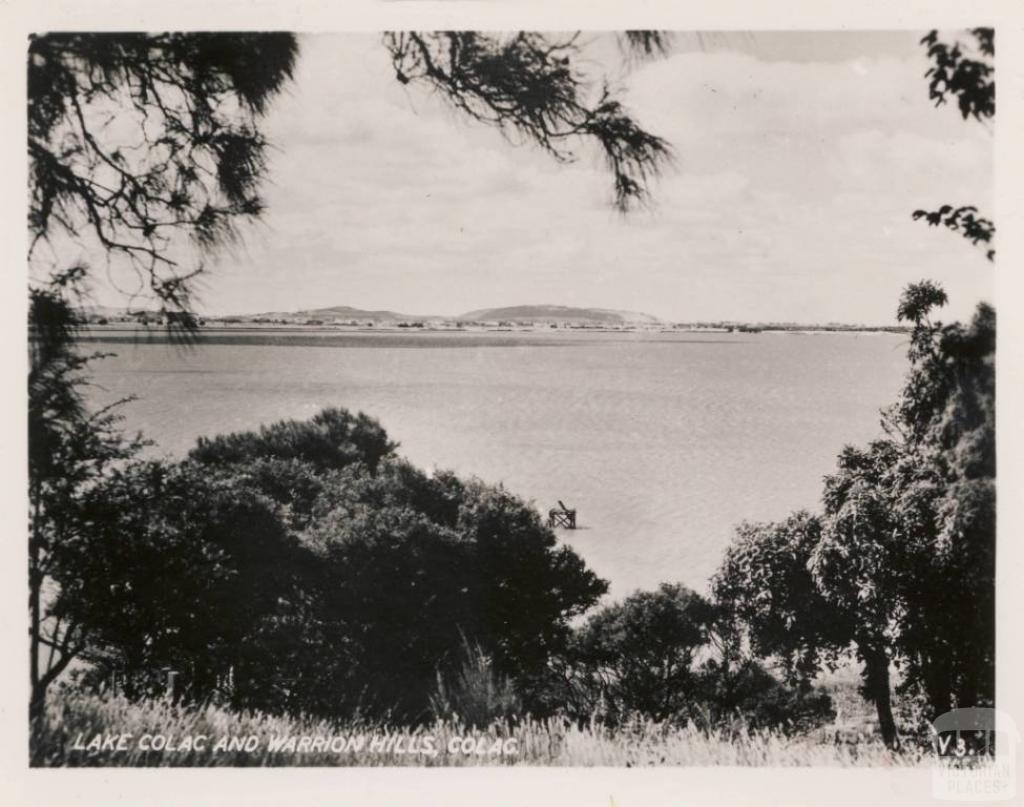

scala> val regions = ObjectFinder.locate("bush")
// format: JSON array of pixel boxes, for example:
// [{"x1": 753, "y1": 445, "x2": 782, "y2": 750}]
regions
[
  {"x1": 62, "y1": 411, "x2": 607, "y2": 724},
  {"x1": 694, "y1": 658, "x2": 834, "y2": 733},
  {"x1": 189, "y1": 407, "x2": 397, "y2": 472},
  {"x1": 430, "y1": 637, "x2": 523, "y2": 727},
  {"x1": 565, "y1": 584, "x2": 711, "y2": 723},
  {"x1": 546, "y1": 583, "x2": 834, "y2": 732},
  {"x1": 60, "y1": 460, "x2": 302, "y2": 707},
  {"x1": 297, "y1": 471, "x2": 606, "y2": 721}
]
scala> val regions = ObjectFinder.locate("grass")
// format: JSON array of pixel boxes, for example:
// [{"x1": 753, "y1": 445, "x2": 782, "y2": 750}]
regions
[{"x1": 31, "y1": 690, "x2": 930, "y2": 767}]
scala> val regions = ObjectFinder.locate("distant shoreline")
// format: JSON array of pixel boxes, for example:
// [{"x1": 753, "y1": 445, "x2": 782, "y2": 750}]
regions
[
  {"x1": 77, "y1": 322, "x2": 910, "y2": 335},
  {"x1": 72, "y1": 324, "x2": 908, "y2": 350}
]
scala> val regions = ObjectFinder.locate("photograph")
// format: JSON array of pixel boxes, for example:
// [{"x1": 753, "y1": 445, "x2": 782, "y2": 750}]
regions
[{"x1": 17, "y1": 18, "x2": 1009, "y2": 790}]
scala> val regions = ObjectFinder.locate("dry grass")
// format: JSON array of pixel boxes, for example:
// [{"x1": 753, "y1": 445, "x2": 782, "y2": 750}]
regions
[{"x1": 31, "y1": 690, "x2": 930, "y2": 767}]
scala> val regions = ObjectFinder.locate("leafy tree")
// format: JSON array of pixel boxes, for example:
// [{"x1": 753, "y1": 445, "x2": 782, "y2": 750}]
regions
[
  {"x1": 297, "y1": 485, "x2": 478, "y2": 719},
  {"x1": 288, "y1": 465, "x2": 606, "y2": 720},
  {"x1": 547, "y1": 582, "x2": 833, "y2": 731},
  {"x1": 712, "y1": 513, "x2": 852, "y2": 686},
  {"x1": 451, "y1": 480, "x2": 608, "y2": 688},
  {"x1": 28, "y1": 271, "x2": 144, "y2": 720},
  {"x1": 189, "y1": 407, "x2": 397, "y2": 473},
  {"x1": 62, "y1": 460, "x2": 303, "y2": 706},
  {"x1": 710, "y1": 513, "x2": 904, "y2": 742},
  {"x1": 896, "y1": 279, "x2": 948, "y2": 326},
  {"x1": 811, "y1": 445, "x2": 909, "y2": 748},
  {"x1": 566, "y1": 583, "x2": 713, "y2": 723},
  {"x1": 55, "y1": 409, "x2": 607, "y2": 722},
  {"x1": 713, "y1": 289, "x2": 995, "y2": 748},
  {"x1": 883, "y1": 289, "x2": 994, "y2": 717}
]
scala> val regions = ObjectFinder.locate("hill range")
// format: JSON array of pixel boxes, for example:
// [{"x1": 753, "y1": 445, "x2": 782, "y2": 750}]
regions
[
  {"x1": 236, "y1": 304, "x2": 663, "y2": 326},
  {"x1": 458, "y1": 305, "x2": 662, "y2": 325}
]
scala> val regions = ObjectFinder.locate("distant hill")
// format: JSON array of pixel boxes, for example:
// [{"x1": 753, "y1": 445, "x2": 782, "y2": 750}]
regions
[
  {"x1": 458, "y1": 305, "x2": 662, "y2": 325},
  {"x1": 236, "y1": 305, "x2": 427, "y2": 323},
  {"x1": 229, "y1": 303, "x2": 662, "y2": 326}
]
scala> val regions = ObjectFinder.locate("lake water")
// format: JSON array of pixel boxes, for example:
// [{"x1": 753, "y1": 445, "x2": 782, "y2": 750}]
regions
[{"x1": 83, "y1": 329, "x2": 910, "y2": 598}]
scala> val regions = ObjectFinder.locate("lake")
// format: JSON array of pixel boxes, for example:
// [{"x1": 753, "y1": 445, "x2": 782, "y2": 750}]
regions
[{"x1": 82, "y1": 329, "x2": 910, "y2": 598}]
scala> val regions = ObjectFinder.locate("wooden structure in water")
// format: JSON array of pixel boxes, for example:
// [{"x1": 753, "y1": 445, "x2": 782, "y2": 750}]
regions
[{"x1": 548, "y1": 500, "x2": 577, "y2": 529}]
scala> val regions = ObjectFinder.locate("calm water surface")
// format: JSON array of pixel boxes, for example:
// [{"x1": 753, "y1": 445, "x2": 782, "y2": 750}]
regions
[{"x1": 84, "y1": 330, "x2": 909, "y2": 597}]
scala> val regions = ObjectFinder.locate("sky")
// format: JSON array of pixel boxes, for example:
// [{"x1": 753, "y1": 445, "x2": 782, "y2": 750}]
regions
[{"x1": 99, "y1": 31, "x2": 996, "y2": 324}]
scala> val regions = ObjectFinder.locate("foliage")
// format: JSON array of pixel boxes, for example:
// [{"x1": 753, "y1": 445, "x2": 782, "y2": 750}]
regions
[
  {"x1": 921, "y1": 29, "x2": 994, "y2": 122},
  {"x1": 430, "y1": 636, "x2": 523, "y2": 727},
  {"x1": 61, "y1": 460, "x2": 304, "y2": 706},
  {"x1": 712, "y1": 290, "x2": 995, "y2": 747},
  {"x1": 564, "y1": 583, "x2": 712, "y2": 723},
  {"x1": 913, "y1": 29, "x2": 995, "y2": 260},
  {"x1": 451, "y1": 480, "x2": 608, "y2": 683},
  {"x1": 56, "y1": 410, "x2": 607, "y2": 723},
  {"x1": 383, "y1": 31, "x2": 671, "y2": 212},
  {"x1": 28, "y1": 33, "x2": 298, "y2": 314},
  {"x1": 28, "y1": 273, "x2": 146, "y2": 719},
  {"x1": 693, "y1": 658, "x2": 834, "y2": 735},
  {"x1": 911, "y1": 206, "x2": 994, "y2": 262},
  {"x1": 896, "y1": 279, "x2": 948, "y2": 326},
  {"x1": 289, "y1": 466, "x2": 607, "y2": 720},
  {"x1": 189, "y1": 407, "x2": 397, "y2": 472},
  {"x1": 712, "y1": 514, "x2": 851, "y2": 686},
  {"x1": 546, "y1": 583, "x2": 833, "y2": 732},
  {"x1": 885, "y1": 295, "x2": 996, "y2": 716}
]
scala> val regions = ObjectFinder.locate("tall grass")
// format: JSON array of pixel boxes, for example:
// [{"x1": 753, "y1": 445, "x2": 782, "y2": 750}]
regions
[
  {"x1": 32, "y1": 690, "x2": 929, "y2": 767},
  {"x1": 429, "y1": 637, "x2": 522, "y2": 727}
]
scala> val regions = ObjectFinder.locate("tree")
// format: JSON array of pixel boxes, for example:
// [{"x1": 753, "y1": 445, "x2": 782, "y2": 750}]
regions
[
  {"x1": 62, "y1": 460, "x2": 302, "y2": 705},
  {"x1": 811, "y1": 444, "x2": 908, "y2": 748},
  {"x1": 566, "y1": 583, "x2": 713, "y2": 723},
  {"x1": 290, "y1": 466, "x2": 607, "y2": 720},
  {"x1": 709, "y1": 513, "x2": 907, "y2": 742},
  {"x1": 884, "y1": 290, "x2": 994, "y2": 717},
  {"x1": 189, "y1": 406, "x2": 397, "y2": 473},
  {"x1": 547, "y1": 581, "x2": 834, "y2": 731},
  {"x1": 28, "y1": 33, "x2": 299, "y2": 316},
  {"x1": 451, "y1": 479, "x2": 608, "y2": 691},
  {"x1": 28, "y1": 271, "x2": 144, "y2": 720},
  {"x1": 712, "y1": 513, "x2": 852, "y2": 687},
  {"x1": 713, "y1": 503, "x2": 906, "y2": 748},
  {"x1": 54, "y1": 409, "x2": 608, "y2": 722},
  {"x1": 712, "y1": 290, "x2": 995, "y2": 748}
]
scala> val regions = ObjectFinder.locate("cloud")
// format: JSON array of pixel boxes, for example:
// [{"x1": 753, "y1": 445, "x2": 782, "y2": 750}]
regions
[{"x1": 167, "y1": 33, "x2": 996, "y2": 324}]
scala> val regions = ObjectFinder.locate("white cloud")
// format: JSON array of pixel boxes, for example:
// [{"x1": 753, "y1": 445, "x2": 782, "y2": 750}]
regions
[{"x1": 147, "y1": 32, "x2": 997, "y2": 324}]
